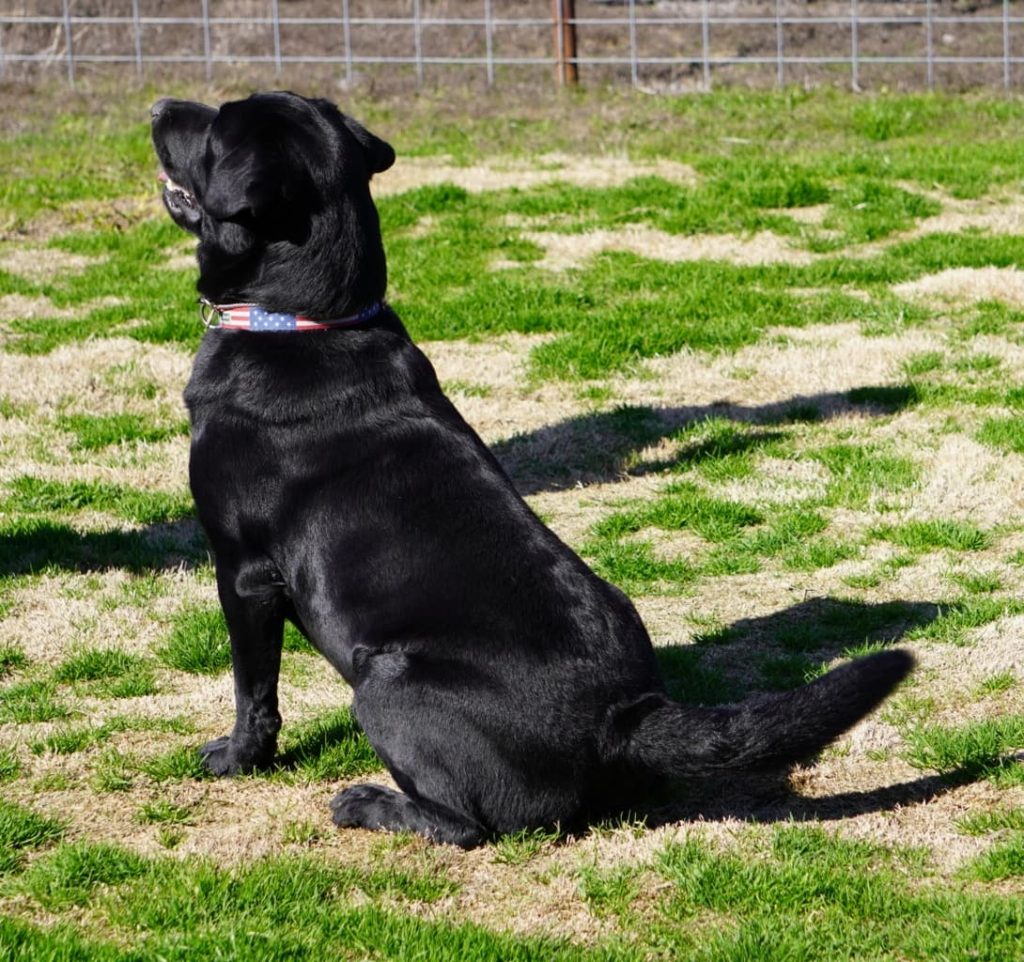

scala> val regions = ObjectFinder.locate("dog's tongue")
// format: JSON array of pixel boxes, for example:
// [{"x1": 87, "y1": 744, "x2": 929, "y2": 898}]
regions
[{"x1": 158, "y1": 171, "x2": 169, "y2": 184}]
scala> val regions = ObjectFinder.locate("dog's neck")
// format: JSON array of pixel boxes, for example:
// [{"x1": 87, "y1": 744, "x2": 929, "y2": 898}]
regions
[{"x1": 199, "y1": 298, "x2": 386, "y2": 332}]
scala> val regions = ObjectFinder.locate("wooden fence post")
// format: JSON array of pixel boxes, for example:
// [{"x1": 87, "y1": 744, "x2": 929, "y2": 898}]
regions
[{"x1": 552, "y1": 0, "x2": 578, "y2": 86}]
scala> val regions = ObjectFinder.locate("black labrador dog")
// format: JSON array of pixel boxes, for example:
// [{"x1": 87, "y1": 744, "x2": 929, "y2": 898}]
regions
[{"x1": 151, "y1": 92, "x2": 913, "y2": 847}]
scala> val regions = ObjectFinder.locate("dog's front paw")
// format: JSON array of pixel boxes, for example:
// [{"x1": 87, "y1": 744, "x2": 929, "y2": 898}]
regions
[{"x1": 199, "y1": 735, "x2": 264, "y2": 776}]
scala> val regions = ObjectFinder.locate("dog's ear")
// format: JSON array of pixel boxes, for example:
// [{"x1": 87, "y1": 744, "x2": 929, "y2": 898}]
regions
[
  {"x1": 203, "y1": 146, "x2": 286, "y2": 222},
  {"x1": 341, "y1": 115, "x2": 396, "y2": 176}
]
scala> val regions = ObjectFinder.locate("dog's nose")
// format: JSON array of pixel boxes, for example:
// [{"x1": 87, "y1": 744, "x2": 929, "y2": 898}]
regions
[{"x1": 151, "y1": 98, "x2": 173, "y2": 122}]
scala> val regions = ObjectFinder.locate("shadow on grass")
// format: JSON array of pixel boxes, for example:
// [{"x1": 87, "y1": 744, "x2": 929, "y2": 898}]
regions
[
  {"x1": 272, "y1": 707, "x2": 383, "y2": 781},
  {"x1": 634, "y1": 595, "x2": 951, "y2": 829},
  {"x1": 492, "y1": 386, "x2": 920, "y2": 495},
  {"x1": 0, "y1": 517, "x2": 208, "y2": 576},
  {"x1": 642, "y1": 767, "x2": 966, "y2": 830},
  {"x1": 654, "y1": 596, "x2": 941, "y2": 707}
]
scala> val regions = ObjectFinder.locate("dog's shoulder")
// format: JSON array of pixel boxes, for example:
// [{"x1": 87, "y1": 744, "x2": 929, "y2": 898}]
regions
[{"x1": 184, "y1": 325, "x2": 443, "y2": 425}]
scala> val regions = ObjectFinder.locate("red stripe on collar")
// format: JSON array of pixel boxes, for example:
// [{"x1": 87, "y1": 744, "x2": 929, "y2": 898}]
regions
[{"x1": 200, "y1": 299, "x2": 386, "y2": 331}]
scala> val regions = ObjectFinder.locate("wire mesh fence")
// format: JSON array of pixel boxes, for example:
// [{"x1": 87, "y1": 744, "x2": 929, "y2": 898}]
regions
[{"x1": 2, "y1": 1, "x2": 1024, "y2": 91}]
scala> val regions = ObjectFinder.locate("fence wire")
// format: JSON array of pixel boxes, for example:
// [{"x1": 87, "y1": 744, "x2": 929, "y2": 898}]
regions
[{"x1": 1, "y1": 1, "x2": 1022, "y2": 90}]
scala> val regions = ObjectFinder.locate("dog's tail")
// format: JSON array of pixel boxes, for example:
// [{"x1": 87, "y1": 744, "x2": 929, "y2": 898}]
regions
[{"x1": 618, "y1": 649, "x2": 914, "y2": 778}]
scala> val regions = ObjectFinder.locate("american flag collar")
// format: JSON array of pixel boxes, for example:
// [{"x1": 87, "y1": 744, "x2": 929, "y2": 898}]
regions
[{"x1": 198, "y1": 298, "x2": 386, "y2": 332}]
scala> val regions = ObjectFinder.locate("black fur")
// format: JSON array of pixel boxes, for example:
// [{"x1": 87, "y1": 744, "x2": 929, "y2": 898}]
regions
[{"x1": 151, "y1": 92, "x2": 914, "y2": 847}]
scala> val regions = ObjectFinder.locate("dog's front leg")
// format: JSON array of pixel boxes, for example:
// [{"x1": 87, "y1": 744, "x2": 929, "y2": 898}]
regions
[{"x1": 200, "y1": 561, "x2": 285, "y2": 776}]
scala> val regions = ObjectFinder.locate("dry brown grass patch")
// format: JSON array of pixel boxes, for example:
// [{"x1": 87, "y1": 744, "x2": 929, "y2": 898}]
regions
[
  {"x1": 894, "y1": 266, "x2": 1024, "y2": 308},
  {"x1": 373, "y1": 153, "x2": 697, "y2": 198},
  {"x1": 513, "y1": 225, "x2": 816, "y2": 272},
  {"x1": 0, "y1": 246, "x2": 99, "y2": 283}
]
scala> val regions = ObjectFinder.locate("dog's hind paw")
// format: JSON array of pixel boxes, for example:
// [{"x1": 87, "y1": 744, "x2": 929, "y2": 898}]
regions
[
  {"x1": 330, "y1": 783, "x2": 395, "y2": 828},
  {"x1": 330, "y1": 783, "x2": 486, "y2": 848}
]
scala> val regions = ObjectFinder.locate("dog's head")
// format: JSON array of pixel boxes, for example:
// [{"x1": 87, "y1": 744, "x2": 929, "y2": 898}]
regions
[{"x1": 150, "y1": 91, "x2": 395, "y2": 316}]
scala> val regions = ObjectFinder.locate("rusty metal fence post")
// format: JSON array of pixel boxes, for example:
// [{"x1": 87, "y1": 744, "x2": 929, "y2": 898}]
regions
[{"x1": 552, "y1": 0, "x2": 577, "y2": 86}]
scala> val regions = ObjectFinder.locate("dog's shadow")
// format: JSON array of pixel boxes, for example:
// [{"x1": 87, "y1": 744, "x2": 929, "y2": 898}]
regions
[
  {"x1": 489, "y1": 389, "x2": 954, "y2": 828},
  {"x1": 492, "y1": 387, "x2": 918, "y2": 495},
  {"x1": 0, "y1": 517, "x2": 208, "y2": 576},
  {"x1": 631, "y1": 596, "x2": 952, "y2": 829},
  {"x1": 639, "y1": 766, "x2": 962, "y2": 830}
]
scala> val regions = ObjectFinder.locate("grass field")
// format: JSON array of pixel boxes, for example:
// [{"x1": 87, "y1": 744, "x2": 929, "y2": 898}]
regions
[{"x1": 1, "y1": 83, "x2": 1024, "y2": 960}]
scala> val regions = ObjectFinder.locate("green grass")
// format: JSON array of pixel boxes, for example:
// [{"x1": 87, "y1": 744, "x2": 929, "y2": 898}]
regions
[
  {"x1": 0, "y1": 852, "x2": 508, "y2": 962},
  {"x1": 957, "y1": 808, "x2": 1024, "y2": 837},
  {"x1": 154, "y1": 607, "x2": 314, "y2": 675},
  {"x1": 964, "y1": 835, "x2": 1024, "y2": 882},
  {"x1": 492, "y1": 827, "x2": 561, "y2": 867},
  {"x1": 698, "y1": 598, "x2": 934, "y2": 655},
  {"x1": 51, "y1": 646, "x2": 158, "y2": 699},
  {"x1": 653, "y1": 827, "x2": 1021, "y2": 962},
  {"x1": 593, "y1": 482, "x2": 763, "y2": 543},
  {"x1": 56, "y1": 413, "x2": 189, "y2": 451},
  {"x1": 135, "y1": 800, "x2": 197, "y2": 826},
  {"x1": 281, "y1": 819, "x2": 323, "y2": 846},
  {"x1": 53, "y1": 646, "x2": 150, "y2": 683},
  {"x1": 976, "y1": 671, "x2": 1017, "y2": 696},
  {"x1": 841, "y1": 553, "x2": 915, "y2": 590},
  {"x1": 873, "y1": 519, "x2": 993, "y2": 553},
  {"x1": 904, "y1": 716, "x2": 1024, "y2": 784},
  {"x1": 0, "y1": 514, "x2": 207, "y2": 576},
  {"x1": 758, "y1": 653, "x2": 824, "y2": 691},
  {"x1": 0, "y1": 799, "x2": 65, "y2": 874},
  {"x1": 91, "y1": 749, "x2": 135, "y2": 793},
  {"x1": 583, "y1": 539, "x2": 697, "y2": 596},
  {"x1": 0, "y1": 644, "x2": 29, "y2": 678},
  {"x1": 948, "y1": 570, "x2": 1004, "y2": 595},
  {"x1": 977, "y1": 416, "x2": 1024, "y2": 456},
  {"x1": 33, "y1": 721, "x2": 125, "y2": 756},
  {"x1": 138, "y1": 745, "x2": 211, "y2": 782},
  {"x1": 14, "y1": 841, "x2": 149, "y2": 909},
  {"x1": 273, "y1": 708, "x2": 383, "y2": 782},
  {"x1": 906, "y1": 597, "x2": 1024, "y2": 646},
  {"x1": 665, "y1": 418, "x2": 788, "y2": 480},
  {"x1": 654, "y1": 646, "x2": 737, "y2": 706},
  {"x1": 155, "y1": 605, "x2": 231, "y2": 675},
  {"x1": 578, "y1": 863, "x2": 641, "y2": 921},
  {"x1": 30, "y1": 716, "x2": 191, "y2": 756},
  {"x1": 0, "y1": 680, "x2": 68, "y2": 724},
  {"x1": 5, "y1": 475, "x2": 193, "y2": 525},
  {"x1": 810, "y1": 444, "x2": 920, "y2": 509},
  {"x1": 98, "y1": 671, "x2": 160, "y2": 698},
  {"x1": 0, "y1": 800, "x2": 65, "y2": 852},
  {"x1": 0, "y1": 748, "x2": 21, "y2": 783},
  {"x1": 846, "y1": 384, "x2": 922, "y2": 413}
]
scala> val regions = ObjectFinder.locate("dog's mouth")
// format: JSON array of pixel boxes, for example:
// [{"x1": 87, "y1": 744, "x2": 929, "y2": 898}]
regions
[{"x1": 158, "y1": 170, "x2": 198, "y2": 211}]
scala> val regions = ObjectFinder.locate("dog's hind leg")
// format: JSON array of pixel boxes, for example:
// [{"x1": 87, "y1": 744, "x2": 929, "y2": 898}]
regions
[{"x1": 329, "y1": 783, "x2": 486, "y2": 848}]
